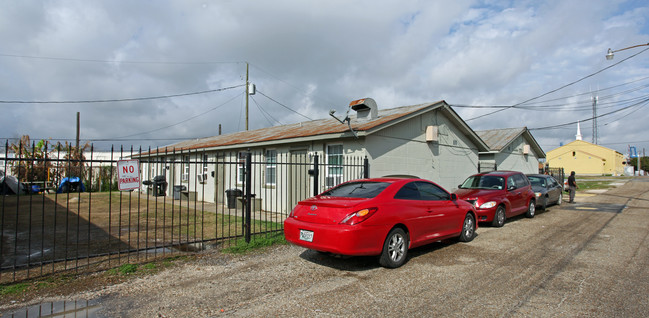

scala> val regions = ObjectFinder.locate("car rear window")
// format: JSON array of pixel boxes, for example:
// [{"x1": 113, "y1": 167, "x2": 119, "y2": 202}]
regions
[
  {"x1": 394, "y1": 181, "x2": 451, "y2": 201},
  {"x1": 528, "y1": 176, "x2": 546, "y2": 187},
  {"x1": 321, "y1": 182, "x2": 390, "y2": 198},
  {"x1": 460, "y1": 175, "x2": 505, "y2": 190},
  {"x1": 511, "y1": 174, "x2": 529, "y2": 188}
]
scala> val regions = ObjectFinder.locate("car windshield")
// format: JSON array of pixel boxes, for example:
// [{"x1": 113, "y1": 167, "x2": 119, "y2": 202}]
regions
[
  {"x1": 460, "y1": 175, "x2": 505, "y2": 190},
  {"x1": 321, "y1": 181, "x2": 390, "y2": 198},
  {"x1": 528, "y1": 176, "x2": 546, "y2": 187}
]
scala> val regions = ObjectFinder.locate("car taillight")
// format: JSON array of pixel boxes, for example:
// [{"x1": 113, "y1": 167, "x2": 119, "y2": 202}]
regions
[
  {"x1": 289, "y1": 206, "x2": 297, "y2": 218},
  {"x1": 339, "y1": 208, "x2": 378, "y2": 225}
]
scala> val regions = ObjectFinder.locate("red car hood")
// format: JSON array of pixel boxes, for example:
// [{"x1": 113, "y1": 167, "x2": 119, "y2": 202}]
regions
[
  {"x1": 291, "y1": 196, "x2": 370, "y2": 225},
  {"x1": 454, "y1": 188, "x2": 499, "y2": 199}
]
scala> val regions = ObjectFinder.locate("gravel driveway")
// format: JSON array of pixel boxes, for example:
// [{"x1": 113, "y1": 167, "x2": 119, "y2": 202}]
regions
[{"x1": 3, "y1": 178, "x2": 649, "y2": 317}]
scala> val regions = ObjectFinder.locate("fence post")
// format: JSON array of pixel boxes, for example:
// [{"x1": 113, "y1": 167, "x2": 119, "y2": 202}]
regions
[
  {"x1": 244, "y1": 151, "x2": 252, "y2": 243},
  {"x1": 312, "y1": 154, "x2": 319, "y2": 197},
  {"x1": 363, "y1": 156, "x2": 369, "y2": 178}
]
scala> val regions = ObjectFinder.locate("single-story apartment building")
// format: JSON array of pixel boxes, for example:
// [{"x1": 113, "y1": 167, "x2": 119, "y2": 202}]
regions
[
  {"x1": 475, "y1": 127, "x2": 545, "y2": 174},
  {"x1": 134, "y1": 98, "x2": 492, "y2": 213}
]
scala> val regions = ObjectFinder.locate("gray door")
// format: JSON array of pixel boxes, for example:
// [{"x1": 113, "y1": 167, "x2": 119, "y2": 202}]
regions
[
  {"x1": 288, "y1": 150, "x2": 309, "y2": 211},
  {"x1": 214, "y1": 158, "x2": 226, "y2": 204}
]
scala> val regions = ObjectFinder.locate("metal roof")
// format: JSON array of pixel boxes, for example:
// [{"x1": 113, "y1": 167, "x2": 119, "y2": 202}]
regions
[
  {"x1": 142, "y1": 101, "x2": 443, "y2": 154},
  {"x1": 138, "y1": 100, "x2": 490, "y2": 155},
  {"x1": 476, "y1": 127, "x2": 546, "y2": 158},
  {"x1": 476, "y1": 127, "x2": 527, "y2": 152}
]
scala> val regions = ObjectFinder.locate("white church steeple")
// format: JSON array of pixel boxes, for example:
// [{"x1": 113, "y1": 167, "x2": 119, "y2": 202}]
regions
[{"x1": 576, "y1": 121, "x2": 583, "y2": 141}]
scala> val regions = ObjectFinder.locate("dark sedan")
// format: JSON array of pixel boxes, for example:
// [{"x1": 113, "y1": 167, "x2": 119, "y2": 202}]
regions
[{"x1": 526, "y1": 174, "x2": 563, "y2": 210}]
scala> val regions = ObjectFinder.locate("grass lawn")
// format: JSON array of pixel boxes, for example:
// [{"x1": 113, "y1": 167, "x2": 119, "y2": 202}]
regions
[{"x1": 1, "y1": 191, "x2": 283, "y2": 283}]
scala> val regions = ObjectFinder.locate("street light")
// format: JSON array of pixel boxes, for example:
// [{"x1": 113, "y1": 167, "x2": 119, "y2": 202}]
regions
[
  {"x1": 605, "y1": 42, "x2": 649, "y2": 175},
  {"x1": 606, "y1": 42, "x2": 649, "y2": 60}
]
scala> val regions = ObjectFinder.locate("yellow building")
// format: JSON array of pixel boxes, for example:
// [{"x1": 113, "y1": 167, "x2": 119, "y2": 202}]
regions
[{"x1": 546, "y1": 140, "x2": 625, "y2": 176}]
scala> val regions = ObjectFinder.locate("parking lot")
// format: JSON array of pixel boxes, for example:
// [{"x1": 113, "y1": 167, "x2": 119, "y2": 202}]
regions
[{"x1": 3, "y1": 178, "x2": 649, "y2": 317}]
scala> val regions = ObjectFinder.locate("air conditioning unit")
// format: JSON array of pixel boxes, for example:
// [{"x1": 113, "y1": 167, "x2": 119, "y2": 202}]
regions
[
  {"x1": 197, "y1": 174, "x2": 206, "y2": 183},
  {"x1": 426, "y1": 125, "x2": 438, "y2": 142},
  {"x1": 325, "y1": 176, "x2": 342, "y2": 188}
]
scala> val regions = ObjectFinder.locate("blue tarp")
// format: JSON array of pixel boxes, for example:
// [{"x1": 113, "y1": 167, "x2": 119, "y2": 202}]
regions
[{"x1": 57, "y1": 177, "x2": 86, "y2": 193}]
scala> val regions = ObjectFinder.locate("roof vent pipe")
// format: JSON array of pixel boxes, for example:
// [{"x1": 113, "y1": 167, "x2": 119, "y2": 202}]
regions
[{"x1": 349, "y1": 98, "x2": 378, "y2": 121}]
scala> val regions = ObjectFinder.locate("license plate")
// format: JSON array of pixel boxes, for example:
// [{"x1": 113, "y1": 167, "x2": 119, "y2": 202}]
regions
[{"x1": 299, "y1": 230, "x2": 314, "y2": 242}]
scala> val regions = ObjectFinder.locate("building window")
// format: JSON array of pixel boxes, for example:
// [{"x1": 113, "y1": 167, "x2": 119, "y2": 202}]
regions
[
  {"x1": 265, "y1": 150, "x2": 277, "y2": 186},
  {"x1": 199, "y1": 154, "x2": 209, "y2": 183},
  {"x1": 326, "y1": 144, "x2": 343, "y2": 187},
  {"x1": 150, "y1": 159, "x2": 156, "y2": 179},
  {"x1": 182, "y1": 155, "x2": 190, "y2": 182},
  {"x1": 238, "y1": 152, "x2": 246, "y2": 184}
]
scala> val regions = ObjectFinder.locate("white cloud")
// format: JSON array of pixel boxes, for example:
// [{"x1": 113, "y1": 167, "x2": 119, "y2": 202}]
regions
[{"x1": 0, "y1": 0, "x2": 648, "y2": 155}]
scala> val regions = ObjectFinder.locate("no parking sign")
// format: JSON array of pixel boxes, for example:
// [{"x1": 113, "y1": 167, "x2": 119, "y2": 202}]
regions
[{"x1": 117, "y1": 159, "x2": 140, "y2": 191}]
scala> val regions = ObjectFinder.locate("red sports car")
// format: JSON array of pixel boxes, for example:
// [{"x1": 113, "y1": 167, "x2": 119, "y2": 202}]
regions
[{"x1": 284, "y1": 178, "x2": 477, "y2": 268}]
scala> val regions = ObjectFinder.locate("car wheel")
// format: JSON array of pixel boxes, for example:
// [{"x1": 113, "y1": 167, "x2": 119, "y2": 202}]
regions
[
  {"x1": 556, "y1": 192, "x2": 563, "y2": 205},
  {"x1": 379, "y1": 228, "x2": 408, "y2": 268},
  {"x1": 492, "y1": 206, "x2": 506, "y2": 227},
  {"x1": 458, "y1": 213, "x2": 476, "y2": 242},
  {"x1": 526, "y1": 200, "x2": 536, "y2": 218}
]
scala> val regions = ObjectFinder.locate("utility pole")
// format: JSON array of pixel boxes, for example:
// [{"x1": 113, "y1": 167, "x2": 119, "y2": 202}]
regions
[
  {"x1": 641, "y1": 148, "x2": 645, "y2": 176},
  {"x1": 245, "y1": 62, "x2": 249, "y2": 131},
  {"x1": 592, "y1": 94, "x2": 598, "y2": 144},
  {"x1": 244, "y1": 62, "x2": 256, "y2": 131},
  {"x1": 76, "y1": 112, "x2": 80, "y2": 149},
  {"x1": 638, "y1": 150, "x2": 641, "y2": 176}
]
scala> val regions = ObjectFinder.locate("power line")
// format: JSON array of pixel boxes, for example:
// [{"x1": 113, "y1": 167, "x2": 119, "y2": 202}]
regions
[
  {"x1": 250, "y1": 63, "x2": 344, "y2": 109},
  {"x1": 251, "y1": 95, "x2": 283, "y2": 126},
  {"x1": 464, "y1": 46, "x2": 649, "y2": 121},
  {"x1": 256, "y1": 90, "x2": 313, "y2": 121},
  {"x1": 450, "y1": 85, "x2": 649, "y2": 111},
  {"x1": 0, "y1": 84, "x2": 245, "y2": 104},
  {"x1": 113, "y1": 91, "x2": 244, "y2": 139},
  {"x1": 529, "y1": 97, "x2": 649, "y2": 131},
  {"x1": 512, "y1": 75, "x2": 649, "y2": 106},
  {"x1": 0, "y1": 52, "x2": 243, "y2": 65}
]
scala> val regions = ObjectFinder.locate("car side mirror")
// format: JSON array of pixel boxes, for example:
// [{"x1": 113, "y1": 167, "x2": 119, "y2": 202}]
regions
[
  {"x1": 451, "y1": 193, "x2": 457, "y2": 201},
  {"x1": 507, "y1": 186, "x2": 516, "y2": 191}
]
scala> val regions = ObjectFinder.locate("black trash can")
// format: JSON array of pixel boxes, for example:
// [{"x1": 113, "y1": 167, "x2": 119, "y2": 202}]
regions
[
  {"x1": 173, "y1": 185, "x2": 187, "y2": 200},
  {"x1": 225, "y1": 188, "x2": 243, "y2": 208},
  {"x1": 152, "y1": 175, "x2": 167, "y2": 197}
]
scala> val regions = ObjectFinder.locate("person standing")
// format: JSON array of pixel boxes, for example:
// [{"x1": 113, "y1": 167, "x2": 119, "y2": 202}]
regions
[{"x1": 567, "y1": 171, "x2": 578, "y2": 203}]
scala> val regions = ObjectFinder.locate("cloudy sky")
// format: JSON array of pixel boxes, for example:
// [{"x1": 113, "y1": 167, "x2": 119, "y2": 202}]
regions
[{"x1": 1, "y1": 0, "x2": 648, "y2": 156}]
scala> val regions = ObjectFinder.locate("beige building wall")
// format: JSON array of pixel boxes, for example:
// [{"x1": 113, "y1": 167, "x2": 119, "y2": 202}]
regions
[{"x1": 546, "y1": 140, "x2": 624, "y2": 176}]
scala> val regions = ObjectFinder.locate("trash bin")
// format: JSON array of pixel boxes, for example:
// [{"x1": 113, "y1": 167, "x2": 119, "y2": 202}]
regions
[
  {"x1": 173, "y1": 185, "x2": 187, "y2": 200},
  {"x1": 225, "y1": 188, "x2": 242, "y2": 208},
  {"x1": 239, "y1": 194, "x2": 259, "y2": 211},
  {"x1": 152, "y1": 175, "x2": 167, "y2": 197}
]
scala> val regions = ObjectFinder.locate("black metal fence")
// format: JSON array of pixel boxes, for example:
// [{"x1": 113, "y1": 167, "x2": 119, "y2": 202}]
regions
[
  {"x1": 1, "y1": 141, "x2": 368, "y2": 283},
  {"x1": 540, "y1": 166, "x2": 565, "y2": 187}
]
